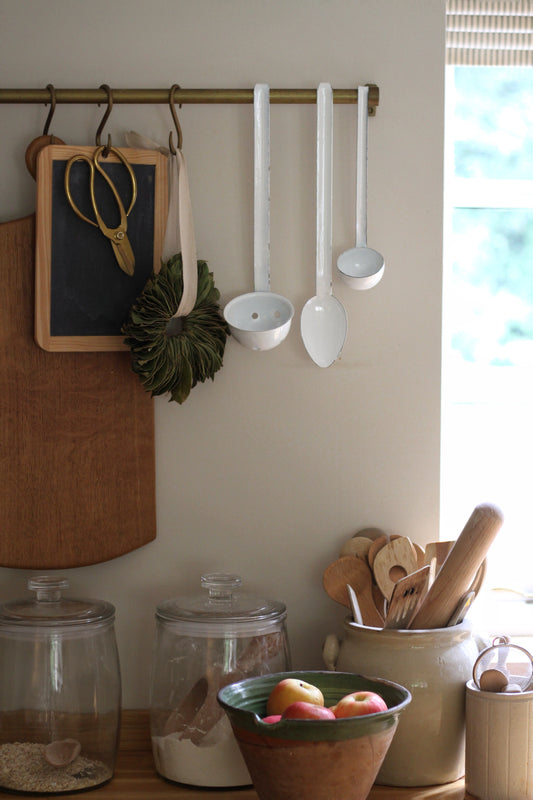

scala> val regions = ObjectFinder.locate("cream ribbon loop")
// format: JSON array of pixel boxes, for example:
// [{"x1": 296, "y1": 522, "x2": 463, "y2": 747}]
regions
[{"x1": 125, "y1": 130, "x2": 197, "y2": 318}]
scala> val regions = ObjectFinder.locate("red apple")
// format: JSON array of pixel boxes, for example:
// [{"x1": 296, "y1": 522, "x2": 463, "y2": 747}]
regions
[
  {"x1": 282, "y1": 701, "x2": 336, "y2": 720},
  {"x1": 333, "y1": 690, "x2": 387, "y2": 718},
  {"x1": 266, "y1": 678, "x2": 324, "y2": 716},
  {"x1": 262, "y1": 714, "x2": 282, "y2": 724}
]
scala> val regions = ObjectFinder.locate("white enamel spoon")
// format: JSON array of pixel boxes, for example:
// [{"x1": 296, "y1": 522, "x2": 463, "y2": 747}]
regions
[{"x1": 301, "y1": 83, "x2": 347, "y2": 367}]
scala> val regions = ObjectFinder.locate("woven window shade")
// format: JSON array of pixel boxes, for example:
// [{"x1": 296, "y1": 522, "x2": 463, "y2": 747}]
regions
[{"x1": 447, "y1": 0, "x2": 533, "y2": 65}]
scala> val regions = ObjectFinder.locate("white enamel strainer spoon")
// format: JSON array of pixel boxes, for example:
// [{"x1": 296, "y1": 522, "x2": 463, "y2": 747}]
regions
[
  {"x1": 337, "y1": 85, "x2": 384, "y2": 290},
  {"x1": 301, "y1": 82, "x2": 347, "y2": 367},
  {"x1": 224, "y1": 84, "x2": 294, "y2": 351}
]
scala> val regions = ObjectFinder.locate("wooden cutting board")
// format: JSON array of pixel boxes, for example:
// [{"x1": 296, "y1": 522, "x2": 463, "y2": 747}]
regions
[{"x1": 0, "y1": 214, "x2": 156, "y2": 569}]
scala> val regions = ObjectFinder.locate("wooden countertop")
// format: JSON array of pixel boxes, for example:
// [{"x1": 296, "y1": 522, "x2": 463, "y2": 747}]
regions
[{"x1": 8, "y1": 711, "x2": 474, "y2": 799}]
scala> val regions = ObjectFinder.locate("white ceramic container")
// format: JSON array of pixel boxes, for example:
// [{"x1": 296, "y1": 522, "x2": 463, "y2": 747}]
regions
[
  {"x1": 466, "y1": 680, "x2": 533, "y2": 800},
  {"x1": 324, "y1": 618, "x2": 486, "y2": 786}
]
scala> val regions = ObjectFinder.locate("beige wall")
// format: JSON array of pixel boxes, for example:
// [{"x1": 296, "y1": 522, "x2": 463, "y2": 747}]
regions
[{"x1": 0, "y1": 0, "x2": 445, "y2": 706}]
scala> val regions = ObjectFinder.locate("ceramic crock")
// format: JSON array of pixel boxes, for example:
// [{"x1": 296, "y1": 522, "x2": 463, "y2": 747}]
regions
[
  {"x1": 466, "y1": 680, "x2": 533, "y2": 800},
  {"x1": 324, "y1": 618, "x2": 486, "y2": 787}
]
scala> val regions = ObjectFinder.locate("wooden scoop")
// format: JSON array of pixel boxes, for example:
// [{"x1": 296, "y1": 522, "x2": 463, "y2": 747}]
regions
[
  {"x1": 409, "y1": 503, "x2": 504, "y2": 630},
  {"x1": 45, "y1": 738, "x2": 81, "y2": 767},
  {"x1": 166, "y1": 631, "x2": 285, "y2": 744},
  {"x1": 323, "y1": 556, "x2": 384, "y2": 627}
]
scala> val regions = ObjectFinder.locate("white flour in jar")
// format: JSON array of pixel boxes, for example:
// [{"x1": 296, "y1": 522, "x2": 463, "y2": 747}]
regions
[{"x1": 152, "y1": 715, "x2": 251, "y2": 787}]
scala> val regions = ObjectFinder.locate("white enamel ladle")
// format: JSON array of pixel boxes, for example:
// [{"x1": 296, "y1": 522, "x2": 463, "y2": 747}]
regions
[
  {"x1": 337, "y1": 85, "x2": 384, "y2": 290},
  {"x1": 301, "y1": 83, "x2": 347, "y2": 367},
  {"x1": 224, "y1": 84, "x2": 294, "y2": 350}
]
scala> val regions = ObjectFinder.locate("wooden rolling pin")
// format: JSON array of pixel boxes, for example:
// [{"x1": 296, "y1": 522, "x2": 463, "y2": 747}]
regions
[{"x1": 409, "y1": 503, "x2": 504, "y2": 629}]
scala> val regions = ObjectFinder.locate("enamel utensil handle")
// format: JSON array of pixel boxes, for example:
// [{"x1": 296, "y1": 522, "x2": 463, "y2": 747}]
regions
[
  {"x1": 254, "y1": 84, "x2": 270, "y2": 293},
  {"x1": 316, "y1": 82, "x2": 333, "y2": 298},
  {"x1": 409, "y1": 503, "x2": 504, "y2": 629},
  {"x1": 355, "y1": 85, "x2": 368, "y2": 248},
  {"x1": 346, "y1": 583, "x2": 364, "y2": 625}
]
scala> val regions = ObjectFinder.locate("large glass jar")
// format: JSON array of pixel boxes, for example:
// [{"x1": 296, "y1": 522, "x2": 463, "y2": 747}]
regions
[
  {"x1": 0, "y1": 576, "x2": 121, "y2": 794},
  {"x1": 150, "y1": 573, "x2": 291, "y2": 788}
]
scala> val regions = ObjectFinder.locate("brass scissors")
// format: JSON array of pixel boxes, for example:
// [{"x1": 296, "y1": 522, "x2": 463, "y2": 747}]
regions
[{"x1": 64, "y1": 145, "x2": 137, "y2": 276}]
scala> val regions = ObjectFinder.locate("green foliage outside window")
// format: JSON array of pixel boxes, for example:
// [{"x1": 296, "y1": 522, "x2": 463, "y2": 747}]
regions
[{"x1": 450, "y1": 67, "x2": 533, "y2": 365}]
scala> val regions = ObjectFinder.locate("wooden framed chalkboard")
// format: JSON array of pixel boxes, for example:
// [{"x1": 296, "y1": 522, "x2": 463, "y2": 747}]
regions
[{"x1": 35, "y1": 144, "x2": 167, "y2": 351}]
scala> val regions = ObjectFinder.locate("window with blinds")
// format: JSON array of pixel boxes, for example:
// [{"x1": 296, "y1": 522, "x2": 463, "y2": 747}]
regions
[
  {"x1": 442, "y1": 1, "x2": 533, "y2": 625},
  {"x1": 446, "y1": 0, "x2": 533, "y2": 65}
]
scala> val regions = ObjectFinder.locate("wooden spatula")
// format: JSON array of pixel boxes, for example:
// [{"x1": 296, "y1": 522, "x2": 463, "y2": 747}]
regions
[
  {"x1": 383, "y1": 565, "x2": 432, "y2": 629},
  {"x1": 409, "y1": 503, "x2": 504, "y2": 630},
  {"x1": 424, "y1": 540, "x2": 455, "y2": 572}
]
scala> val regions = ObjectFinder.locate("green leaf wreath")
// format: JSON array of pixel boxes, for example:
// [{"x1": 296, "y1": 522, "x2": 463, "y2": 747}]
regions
[{"x1": 122, "y1": 254, "x2": 230, "y2": 404}]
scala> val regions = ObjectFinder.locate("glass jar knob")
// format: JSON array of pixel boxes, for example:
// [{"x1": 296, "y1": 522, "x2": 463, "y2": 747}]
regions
[
  {"x1": 28, "y1": 576, "x2": 69, "y2": 603},
  {"x1": 201, "y1": 573, "x2": 242, "y2": 604}
]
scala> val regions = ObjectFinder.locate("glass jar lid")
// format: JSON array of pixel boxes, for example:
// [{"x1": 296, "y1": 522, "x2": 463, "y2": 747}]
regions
[
  {"x1": 156, "y1": 573, "x2": 287, "y2": 636},
  {"x1": 0, "y1": 576, "x2": 115, "y2": 629}
]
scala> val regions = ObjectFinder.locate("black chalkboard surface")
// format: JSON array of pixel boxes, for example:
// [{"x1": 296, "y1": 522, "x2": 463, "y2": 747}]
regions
[{"x1": 35, "y1": 144, "x2": 167, "y2": 351}]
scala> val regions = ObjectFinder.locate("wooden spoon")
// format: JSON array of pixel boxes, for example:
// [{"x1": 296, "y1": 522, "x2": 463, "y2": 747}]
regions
[
  {"x1": 352, "y1": 526, "x2": 386, "y2": 542},
  {"x1": 340, "y1": 536, "x2": 373, "y2": 559},
  {"x1": 323, "y1": 556, "x2": 384, "y2": 627},
  {"x1": 372, "y1": 537, "x2": 418, "y2": 601},
  {"x1": 372, "y1": 582, "x2": 387, "y2": 618},
  {"x1": 367, "y1": 535, "x2": 389, "y2": 568}
]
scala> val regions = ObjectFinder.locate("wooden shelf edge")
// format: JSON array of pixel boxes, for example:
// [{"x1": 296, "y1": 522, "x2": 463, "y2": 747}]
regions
[{"x1": 5, "y1": 710, "x2": 471, "y2": 799}]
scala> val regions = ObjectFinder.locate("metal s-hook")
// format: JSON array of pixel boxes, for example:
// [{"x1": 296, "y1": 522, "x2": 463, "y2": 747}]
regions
[
  {"x1": 168, "y1": 84, "x2": 183, "y2": 154},
  {"x1": 96, "y1": 83, "x2": 113, "y2": 156},
  {"x1": 42, "y1": 84, "x2": 57, "y2": 136}
]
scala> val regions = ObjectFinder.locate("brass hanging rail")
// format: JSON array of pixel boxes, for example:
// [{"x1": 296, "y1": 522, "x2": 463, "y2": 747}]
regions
[{"x1": 0, "y1": 86, "x2": 379, "y2": 113}]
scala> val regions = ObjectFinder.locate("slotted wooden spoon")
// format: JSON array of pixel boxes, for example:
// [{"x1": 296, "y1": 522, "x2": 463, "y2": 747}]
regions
[{"x1": 383, "y1": 565, "x2": 432, "y2": 629}]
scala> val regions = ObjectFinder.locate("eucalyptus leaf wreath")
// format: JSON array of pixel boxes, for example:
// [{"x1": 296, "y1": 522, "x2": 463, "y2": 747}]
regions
[{"x1": 122, "y1": 253, "x2": 229, "y2": 404}]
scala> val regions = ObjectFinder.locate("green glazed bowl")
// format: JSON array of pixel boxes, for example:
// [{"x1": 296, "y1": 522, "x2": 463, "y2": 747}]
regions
[{"x1": 218, "y1": 670, "x2": 411, "y2": 800}]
